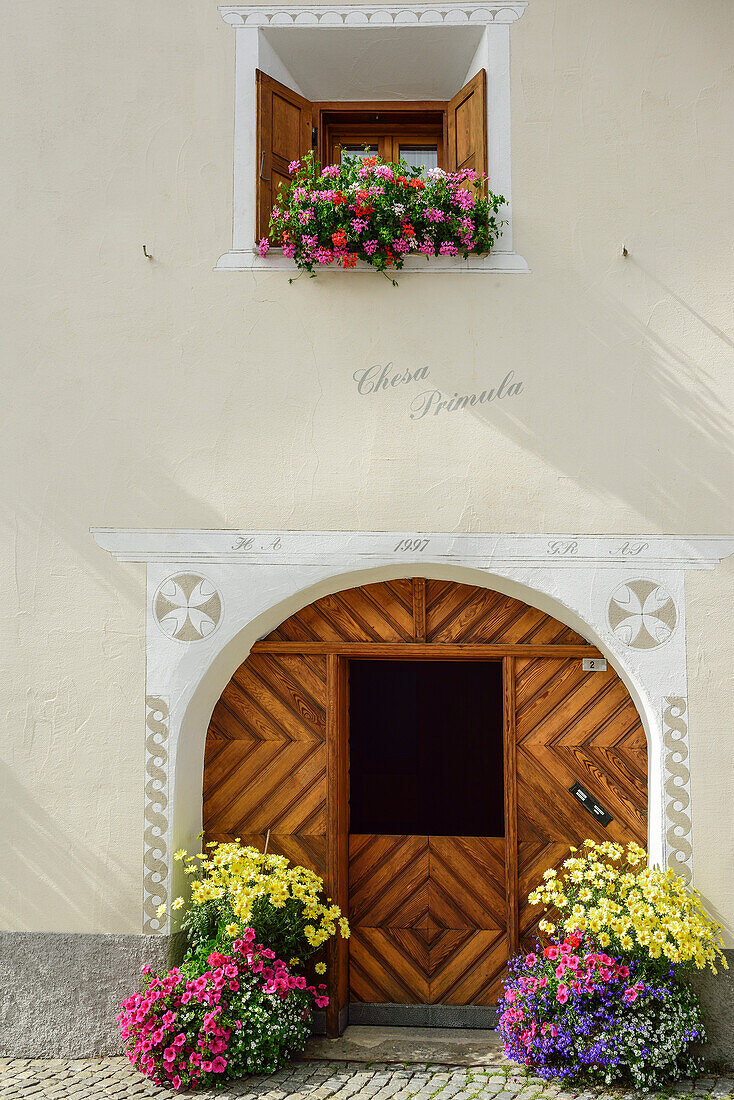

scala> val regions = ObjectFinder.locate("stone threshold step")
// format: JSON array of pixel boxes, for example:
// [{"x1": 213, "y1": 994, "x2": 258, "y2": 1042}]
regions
[{"x1": 303, "y1": 1025, "x2": 508, "y2": 1067}]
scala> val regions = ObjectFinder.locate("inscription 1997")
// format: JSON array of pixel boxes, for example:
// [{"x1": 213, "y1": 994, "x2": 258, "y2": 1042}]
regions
[{"x1": 352, "y1": 362, "x2": 523, "y2": 419}]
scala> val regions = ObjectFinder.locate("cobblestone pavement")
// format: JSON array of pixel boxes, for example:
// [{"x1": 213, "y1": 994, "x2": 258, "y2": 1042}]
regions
[{"x1": 1, "y1": 1059, "x2": 733, "y2": 1100}]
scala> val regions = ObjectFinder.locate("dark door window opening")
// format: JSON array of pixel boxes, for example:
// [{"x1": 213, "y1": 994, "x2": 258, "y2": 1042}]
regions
[{"x1": 348, "y1": 660, "x2": 504, "y2": 837}]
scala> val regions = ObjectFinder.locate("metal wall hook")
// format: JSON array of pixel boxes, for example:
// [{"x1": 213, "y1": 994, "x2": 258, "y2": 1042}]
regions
[{"x1": 142, "y1": 244, "x2": 153, "y2": 260}]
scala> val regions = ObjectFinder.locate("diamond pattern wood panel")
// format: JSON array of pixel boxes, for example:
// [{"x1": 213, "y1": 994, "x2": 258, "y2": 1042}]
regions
[
  {"x1": 348, "y1": 835, "x2": 507, "y2": 1005},
  {"x1": 203, "y1": 653, "x2": 327, "y2": 876}
]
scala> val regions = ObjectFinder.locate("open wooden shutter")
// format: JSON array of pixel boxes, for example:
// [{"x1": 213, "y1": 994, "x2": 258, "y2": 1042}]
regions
[
  {"x1": 256, "y1": 70, "x2": 312, "y2": 242},
  {"x1": 447, "y1": 69, "x2": 487, "y2": 182}
]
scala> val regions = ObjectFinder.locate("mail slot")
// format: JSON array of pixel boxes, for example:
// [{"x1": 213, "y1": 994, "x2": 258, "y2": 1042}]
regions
[{"x1": 569, "y1": 781, "x2": 613, "y2": 826}]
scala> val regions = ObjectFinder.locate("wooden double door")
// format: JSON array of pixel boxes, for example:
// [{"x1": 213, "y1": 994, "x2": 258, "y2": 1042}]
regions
[{"x1": 203, "y1": 579, "x2": 647, "y2": 1032}]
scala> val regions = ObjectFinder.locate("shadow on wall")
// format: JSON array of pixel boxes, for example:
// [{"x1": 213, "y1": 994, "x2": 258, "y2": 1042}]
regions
[
  {"x1": 0, "y1": 764, "x2": 139, "y2": 933},
  {"x1": 428, "y1": 261, "x2": 734, "y2": 532},
  {"x1": 0, "y1": 477, "x2": 230, "y2": 934},
  {"x1": 6, "y1": 464, "x2": 232, "y2": 614}
]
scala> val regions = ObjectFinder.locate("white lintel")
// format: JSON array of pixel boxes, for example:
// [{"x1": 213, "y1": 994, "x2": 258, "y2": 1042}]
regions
[{"x1": 91, "y1": 529, "x2": 734, "y2": 569}]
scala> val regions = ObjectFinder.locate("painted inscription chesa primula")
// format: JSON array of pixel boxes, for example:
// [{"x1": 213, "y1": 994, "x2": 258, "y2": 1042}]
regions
[{"x1": 353, "y1": 362, "x2": 523, "y2": 419}]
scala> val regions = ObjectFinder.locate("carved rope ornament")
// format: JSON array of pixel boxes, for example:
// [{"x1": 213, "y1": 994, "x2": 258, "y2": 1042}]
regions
[
  {"x1": 662, "y1": 697, "x2": 693, "y2": 886},
  {"x1": 144, "y1": 697, "x2": 171, "y2": 933}
]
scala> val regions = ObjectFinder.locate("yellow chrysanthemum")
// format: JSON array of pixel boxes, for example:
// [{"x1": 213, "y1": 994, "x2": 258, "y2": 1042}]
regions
[
  {"x1": 526, "y1": 839, "x2": 726, "y2": 973},
  {"x1": 173, "y1": 839, "x2": 350, "y2": 958},
  {"x1": 315, "y1": 962, "x2": 327, "y2": 975}
]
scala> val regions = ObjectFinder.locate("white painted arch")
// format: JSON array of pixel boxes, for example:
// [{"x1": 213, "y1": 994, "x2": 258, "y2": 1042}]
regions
[{"x1": 93, "y1": 529, "x2": 734, "y2": 932}]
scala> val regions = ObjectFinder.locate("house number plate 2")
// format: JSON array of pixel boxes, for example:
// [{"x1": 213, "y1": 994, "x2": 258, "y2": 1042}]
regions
[{"x1": 582, "y1": 658, "x2": 607, "y2": 671}]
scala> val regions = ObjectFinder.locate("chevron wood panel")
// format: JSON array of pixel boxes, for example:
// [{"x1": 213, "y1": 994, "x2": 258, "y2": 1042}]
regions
[
  {"x1": 517, "y1": 838, "x2": 573, "y2": 951},
  {"x1": 203, "y1": 653, "x2": 328, "y2": 874},
  {"x1": 425, "y1": 581, "x2": 587, "y2": 646},
  {"x1": 429, "y1": 837, "x2": 505, "y2": 931},
  {"x1": 430, "y1": 929, "x2": 510, "y2": 1005},
  {"x1": 349, "y1": 927, "x2": 431, "y2": 1004},
  {"x1": 515, "y1": 657, "x2": 647, "y2": 846},
  {"x1": 349, "y1": 834, "x2": 430, "y2": 929},
  {"x1": 515, "y1": 657, "x2": 647, "y2": 952},
  {"x1": 265, "y1": 580, "x2": 415, "y2": 643}
]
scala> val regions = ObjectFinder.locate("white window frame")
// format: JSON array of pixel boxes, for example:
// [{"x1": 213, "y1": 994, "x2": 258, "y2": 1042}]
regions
[{"x1": 216, "y1": 2, "x2": 529, "y2": 274}]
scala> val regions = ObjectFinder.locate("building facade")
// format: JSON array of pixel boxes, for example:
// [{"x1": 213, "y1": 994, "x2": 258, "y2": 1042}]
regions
[{"x1": 2, "y1": 0, "x2": 734, "y2": 1060}]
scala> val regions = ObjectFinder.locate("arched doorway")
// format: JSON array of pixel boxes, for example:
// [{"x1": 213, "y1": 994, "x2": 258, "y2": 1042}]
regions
[{"x1": 203, "y1": 578, "x2": 647, "y2": 1032}]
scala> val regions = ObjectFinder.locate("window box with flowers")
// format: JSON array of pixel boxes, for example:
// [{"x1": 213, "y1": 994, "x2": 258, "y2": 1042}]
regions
[
  {"x1": 260, "y1": 151, "x2": 506, "y2": 281},
  {"x1": 215, "y1": 3, "x2": 530, "y2": 274}
]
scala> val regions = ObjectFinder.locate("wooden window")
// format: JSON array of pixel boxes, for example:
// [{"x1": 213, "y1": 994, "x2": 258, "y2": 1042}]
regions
[
  {"x1": 318, "y1": 107, "x2": 446, "y2": 173},
  {"x1": 255, "y1": 69, "x2": 487, "y2": 243}
]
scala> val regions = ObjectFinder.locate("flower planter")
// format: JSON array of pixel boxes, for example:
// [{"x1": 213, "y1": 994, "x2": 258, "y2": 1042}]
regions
[{"x1": 262, "y1": 152, "x2": 506, "y2": 281}]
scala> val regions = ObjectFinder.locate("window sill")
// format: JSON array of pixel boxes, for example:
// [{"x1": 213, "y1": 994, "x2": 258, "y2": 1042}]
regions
[{"x1": 215, "y1": 249, "x2": 530, "y2": 273}]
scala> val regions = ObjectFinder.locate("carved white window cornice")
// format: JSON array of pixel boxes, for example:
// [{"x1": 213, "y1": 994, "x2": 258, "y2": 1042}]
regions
[{"x1": 220, "y1": 4, "x2": 528, "y2": 28}]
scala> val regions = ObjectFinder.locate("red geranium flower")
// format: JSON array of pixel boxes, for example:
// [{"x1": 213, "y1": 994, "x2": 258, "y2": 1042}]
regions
[
  {"x1": 331, "y1": 229, "x2": 347, "y2": 247},
  {"x1": 409, "y1": 178, "x2": 425, "y2": 190}
]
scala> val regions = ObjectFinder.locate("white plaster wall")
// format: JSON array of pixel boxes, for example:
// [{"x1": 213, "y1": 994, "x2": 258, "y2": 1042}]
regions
[{"x1": 1, "y1": 0, "x2": 732, "y2": 936}]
